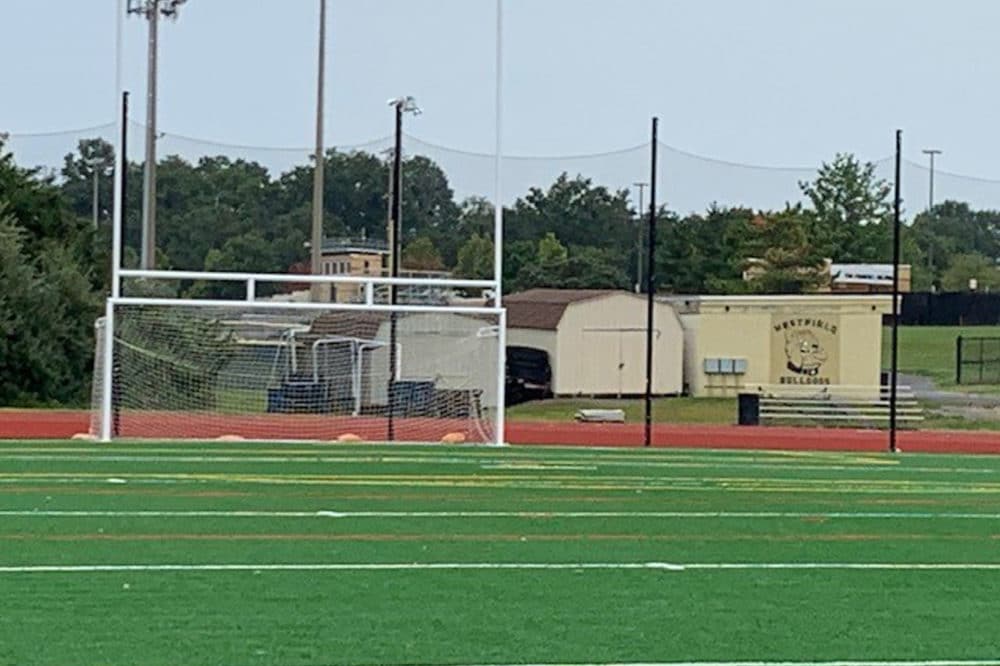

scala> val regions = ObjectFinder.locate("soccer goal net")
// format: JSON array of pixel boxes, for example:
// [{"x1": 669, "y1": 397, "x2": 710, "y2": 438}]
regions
[{"x1": 90, "y1": 301, "x2": 503, "y2": 444}]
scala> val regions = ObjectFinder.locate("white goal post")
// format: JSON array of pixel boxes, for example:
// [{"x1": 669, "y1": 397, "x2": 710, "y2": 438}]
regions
[{"x1": 91, "y1": 271, "x2": 507, "y2": 445}]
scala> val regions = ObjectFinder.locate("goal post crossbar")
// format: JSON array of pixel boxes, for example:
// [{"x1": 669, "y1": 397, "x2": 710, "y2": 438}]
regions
[
  {"x1": 119, "y1": 268, "x2": 495, "y2": 295},
  {"x1": 111, "y1": 297, "x2": 503, "y2": 316}
]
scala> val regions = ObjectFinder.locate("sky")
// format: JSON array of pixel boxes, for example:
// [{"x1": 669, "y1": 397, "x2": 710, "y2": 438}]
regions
[{"x1": 4, "y1": 0, "x2": 1000, "y2": 212}]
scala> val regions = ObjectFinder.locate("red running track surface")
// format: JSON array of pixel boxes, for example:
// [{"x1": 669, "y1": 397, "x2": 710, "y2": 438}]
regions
[{"x1": 3, "y1": 410, "x2": 1000, "y2": 453}]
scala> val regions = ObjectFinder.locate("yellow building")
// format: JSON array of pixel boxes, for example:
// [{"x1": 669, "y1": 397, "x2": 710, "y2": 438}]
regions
[{"x1": 662, "y1": 294, "x2": 893, "y2": 397}]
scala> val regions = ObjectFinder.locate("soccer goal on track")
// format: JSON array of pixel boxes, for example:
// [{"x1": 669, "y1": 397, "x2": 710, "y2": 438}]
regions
[{"x1": 91, "y1": 271, "x2": 506, "y2": 445}]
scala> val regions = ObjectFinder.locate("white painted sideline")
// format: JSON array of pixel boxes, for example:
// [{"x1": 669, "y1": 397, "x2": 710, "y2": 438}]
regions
[
  {"x1": 2, "y1": 562, "x2": 1000, "y2": 574},
  {"x1": 3, "y1": 510, "x2": 1000, "y2": 520}
]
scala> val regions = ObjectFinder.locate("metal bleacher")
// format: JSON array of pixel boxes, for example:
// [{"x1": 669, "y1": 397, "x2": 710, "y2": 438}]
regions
[{"x1": 741, "y1": 384, "x2": 924, "y2": 428}]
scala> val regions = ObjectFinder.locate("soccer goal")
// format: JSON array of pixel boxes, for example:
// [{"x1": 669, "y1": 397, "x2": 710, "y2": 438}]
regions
[{"x1": 90, "y1": 275, "x2": 505, "y2": 444}]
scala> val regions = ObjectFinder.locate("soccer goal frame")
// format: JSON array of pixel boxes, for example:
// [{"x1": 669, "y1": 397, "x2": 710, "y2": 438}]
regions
[{"x1": 96, "y1": 270, "x2": 507, "y2": 445}]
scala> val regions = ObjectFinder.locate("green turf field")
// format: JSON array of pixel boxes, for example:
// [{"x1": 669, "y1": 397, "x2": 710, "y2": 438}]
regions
[{"x1": 2, "y1": 440, "x2": 1000, "y2": 665}]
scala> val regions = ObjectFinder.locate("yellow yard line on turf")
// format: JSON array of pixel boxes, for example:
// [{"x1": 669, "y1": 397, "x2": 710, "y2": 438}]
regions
[
  {"x1": 3, "y1": 453, "x2": 992, "y2": 477},
  {"x1": 2, "y1": 471, "x2": 1000, "y2": 494}
]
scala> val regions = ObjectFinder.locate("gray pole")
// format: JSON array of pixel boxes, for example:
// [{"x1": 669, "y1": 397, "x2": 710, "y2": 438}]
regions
[
  {"x1": 140, "y1": 0, "x2": 159, "y2": 269},
  {"x1": 922, "y1": 148, "x2": 941, "y2": 211},
  {"x1": 633, "y1": 182, "x2": 648, "y2": 293},
  {"x1": 92, "y1": 166, "x2": 100, "y2": 229},
  {"x1": 310, "y1": 0, "x2": 327, "y2": 301}
]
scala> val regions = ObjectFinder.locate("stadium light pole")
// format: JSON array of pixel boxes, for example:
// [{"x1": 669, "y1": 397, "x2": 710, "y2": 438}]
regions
[
  {"x1": 387, "y1": 96, "x2": 421, "y2": 442},
  {"x1": 633, "y1": 182, "x2": 648, "y2": 293},
  {"x1": 310, "y1": 0, "x2": 328, "y2": 302},
  {"x1": 922, "y1": 148, "x2": 941, "y2": 211},
  {"x1": 128, "y1": 0, "x2": 187, "y2": 270}
]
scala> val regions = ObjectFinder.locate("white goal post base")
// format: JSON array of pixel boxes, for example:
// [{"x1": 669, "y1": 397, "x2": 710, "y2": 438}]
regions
[{"x1": 91, "y1": 295, "x2": 506, "y2": 445}]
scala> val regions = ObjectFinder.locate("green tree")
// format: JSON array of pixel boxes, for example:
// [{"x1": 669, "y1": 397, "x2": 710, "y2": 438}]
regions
[
  {"x1": 455, "y1": 233, "x2": 494, "y2": 280},
  {"x1": 536, "y1": 231, "x2": 568, "y2": 269},
  {"x1": 799, "y1": 153, "x2": 893, "y2": 262},
  {"x1": 0, "y1": 138, "x2": 85, "y2": 258},
  {"x1": 60, "y1": 138, "x2": 115, "y2": 226},
  {"x1": 156, "y1": 155, "x2": 276, "y2": 271},
  {"x1": 502, "y1": 239, "x2": 537, "y2": 293},
  {"x1": 505, "y1": 173, "x2": 632, "y2": 250},
  {"x1": 0, "y1": 204, "x2": 99, "y2": 405},
  {"x1": 940, "y1": 252, "x2": 1000, "y2": 292},
  {"x1": 402, "y1": 236, "x2": 444, "y2": 271},
  {"x1": 910, "y1": 201, "x2": 1000, "y2": 289},
  {"x1": 561, "y1": 245, "x2": 631, "y2": 290},
  {"x1": 743, "y1": 208, "x2": 827, "y2": 294},
  {"x1": 186, "y1": 231, "x2": 280, "y2": 299},
  {"x1": 655, "y1": 207, "x2": 753, "y2": 294}
]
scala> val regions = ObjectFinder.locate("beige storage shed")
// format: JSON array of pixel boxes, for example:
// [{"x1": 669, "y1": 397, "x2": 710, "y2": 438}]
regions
[
  {"x1": 505, "y1": 289, "x2": 684, "y2": 396},
  {"x1": 662, "y1": 294, "x2": 893, "y2": 397}
]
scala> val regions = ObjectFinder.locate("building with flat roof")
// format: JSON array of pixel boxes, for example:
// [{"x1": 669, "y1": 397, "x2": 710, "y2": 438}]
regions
[
  {"x1": 662, "y1": 294, "x2": 893, "y2": 397},
  {"x1": 319, "y1": 237, "x2": 452, "y2": 304}
]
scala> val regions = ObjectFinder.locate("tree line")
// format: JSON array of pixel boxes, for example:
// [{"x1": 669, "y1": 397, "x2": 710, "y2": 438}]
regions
[{"x1": 3, "y1": 136, "x2": 1000, "y2": 405}]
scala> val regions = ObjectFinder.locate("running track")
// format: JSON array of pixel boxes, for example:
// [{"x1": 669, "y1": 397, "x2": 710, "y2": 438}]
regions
[{"x1": 3, "y1": 410, "x2": 1000, "y2": 453}]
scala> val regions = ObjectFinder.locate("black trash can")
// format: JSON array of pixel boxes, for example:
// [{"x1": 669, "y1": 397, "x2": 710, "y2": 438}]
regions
[{"x1": 737, "y1": 393, "x2": 760, "y2": 426}]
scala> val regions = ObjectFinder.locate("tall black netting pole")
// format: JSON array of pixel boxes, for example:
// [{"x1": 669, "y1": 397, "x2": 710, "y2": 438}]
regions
[{"x1": 644, "y1": 117, "x2": 658, "y2": 448}]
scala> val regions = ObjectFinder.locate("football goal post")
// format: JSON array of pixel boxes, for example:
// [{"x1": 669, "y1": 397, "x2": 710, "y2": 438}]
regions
[{"x1": 91, "y1": 271, "x2": 506, "y2": 445}]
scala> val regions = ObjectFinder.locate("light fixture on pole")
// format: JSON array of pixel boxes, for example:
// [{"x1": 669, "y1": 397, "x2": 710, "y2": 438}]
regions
[
  {"x1": 386, "y1": 95, "x2": 421, "y2": 443},
  {"x1": 310, "y1": 0, "x2": 327, "y2": 302},
  {"x1": 632, "y1": 182, "x2": 648, "y2": 293},
  {"x1": 922, "y1": 148, "x2": 941, "y2": 211},
  {"x1": 127, "y1": 0, "x2": 187, "y2": 270}
]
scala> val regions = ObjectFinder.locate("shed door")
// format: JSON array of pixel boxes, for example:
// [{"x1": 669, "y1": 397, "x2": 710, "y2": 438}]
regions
[{"x1": 581, "y1": 328, "x2": 653, "y2": 396}]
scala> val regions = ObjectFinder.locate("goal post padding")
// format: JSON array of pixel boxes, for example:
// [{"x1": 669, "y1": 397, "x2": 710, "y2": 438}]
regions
[{"x1": 91, "y1": 300, "x2": 502, "y2": 443}]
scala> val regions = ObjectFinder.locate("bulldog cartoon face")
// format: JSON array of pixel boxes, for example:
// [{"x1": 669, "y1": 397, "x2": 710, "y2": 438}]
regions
[{"x1": 784, "y1": 330, "x2": 827, "y2": 376}]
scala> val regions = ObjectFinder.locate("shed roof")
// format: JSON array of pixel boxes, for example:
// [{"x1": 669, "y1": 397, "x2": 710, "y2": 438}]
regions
[{"x1": 505, "y1": 289, "x2": 624, "y2": 330}]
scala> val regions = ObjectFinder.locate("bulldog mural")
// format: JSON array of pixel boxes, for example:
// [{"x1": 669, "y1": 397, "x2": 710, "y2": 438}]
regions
[{"x1": 770, "y1": 316, "x2": 840, "y2": 385}]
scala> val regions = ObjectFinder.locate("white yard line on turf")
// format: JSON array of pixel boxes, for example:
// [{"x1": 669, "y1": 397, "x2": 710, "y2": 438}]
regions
[
  {"x1": 2, "y1": 562, "x2": 1000, "y2": 573},
  {"x1": 4, "y1": 510, "x2": 1000, "y2": 520}
]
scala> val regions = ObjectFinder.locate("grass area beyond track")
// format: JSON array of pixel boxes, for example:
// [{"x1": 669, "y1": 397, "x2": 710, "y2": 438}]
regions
[
  {"x1": 2, "y1": 440, "x2": 1000, "y2": 665},
  {"x1": 507, "y1": 396, "x2": 734, "y2": 424},
  {"x1": 883, "y1": 325, "x2": 1000, "y2": 390}
]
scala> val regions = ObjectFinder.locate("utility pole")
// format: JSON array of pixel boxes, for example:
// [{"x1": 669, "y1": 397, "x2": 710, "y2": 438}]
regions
[
  {"x1": 310, "y1": 0, "x2": 327, "y2": 301},
  {"x1": 633, "y1": 182, "x2": 648, "y2": 293},
  {"x1": 922, "y1": 148, "x2": 941, "y2": 211},
  {"x1": 128, "y1": 0, "x2": 187, "y2": 270}
]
